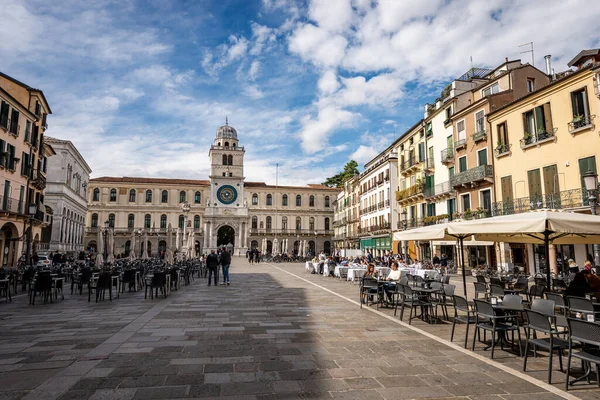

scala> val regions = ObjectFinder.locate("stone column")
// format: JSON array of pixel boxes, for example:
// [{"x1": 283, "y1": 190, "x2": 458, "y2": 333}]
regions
[{"x1": 549, "y1": 244, "x2": 558, "y2": 275}]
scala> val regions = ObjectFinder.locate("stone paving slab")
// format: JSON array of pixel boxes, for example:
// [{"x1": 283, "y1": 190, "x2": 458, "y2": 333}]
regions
[{"x1": 0, "y1": 259, "x2": 590, "y2": 399}]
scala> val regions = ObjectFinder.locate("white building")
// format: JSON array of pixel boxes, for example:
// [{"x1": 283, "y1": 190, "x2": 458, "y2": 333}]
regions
[{"x1": 42, "y1": 137, "x2": 91, "y2": 253}]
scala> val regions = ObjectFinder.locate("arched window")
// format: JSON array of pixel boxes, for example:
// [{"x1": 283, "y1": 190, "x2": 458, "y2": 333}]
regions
[
  {"x1": 129, "y1": 189, "x2": 136, "y2": 202},
  {"x1": 161, "y1": 190, "x2": 168, "y2": 203},
  {"x1": 128, "y1": 213, "x2": 135, "y2": 229},
  {"x1": 325, "y1": 217, "x2": 330, "y2": 230},
  {"x1": 260, "y1": 221, "x2": 264, "y2": 229},
  {"x1": 252, "y1": 216, "x2": 258, "y2": 229},
  {"x1": 194, "y1": 215, "x2": 200, "y2": 229},
  {"x1": 224, "y1": 141, "x2": 229, "y2": 147},
  {"x1": 222, "y1": 154, "x2": 227, "y2": 165},
  {"x1": 144, "y1": 214, "x2": 151, "y2": 228},
  {"x1": 194, "y1": 191, "x2": 201, "y2": 204},
  {"x1": 296, "y1": 217, "x2": 302, "y2": 230},
  {"x1": 110, "y1": 189, "x2": 117, "y2": 202},
  {"x1": 91, "y1": 213, "x2": 98, "y2": 227},
  {"x1": 296, "y1": 194, "x2": 301, "y2": 207},
  {"x1": 309, "y1": 195, "x2": 315, "y2": 207},
  {"x1": 179, "y1": 190, "x2": 186, "y2": 203},
  {"x1": 266, "y1": 194, "x2": 272, "y2": 206},
  {"x1": 92, "y1": 188, "x2": 99, "y2": 201},
  {"x1": 108, "y1": 213, "x2": 115, "y2": 227},
  {"x1": 178, "y1": 215, "x2": 185, "y2": 229},
  {"x1": 309, "y1": 217, "x2": 315, "y2": 231},
  {"x1": 160, "y1": 214, "x2": 167, "y2": 229},
  {"x1": 145, "y1": 189, "x2": 152, "y2": 203},
  {"x1": 227, "y1": 155, "x2": 233, "y2": 165},
  {"x1": 325, "y1": 195, "x2": 330, "y2": 208},
  {"x1": 282, "y1": 194, "x2": 288, "y2": 206},
  {"x1": 125, "y1": 240, "x2": 131, "y2": 255},
  {"x1": 252, "y1": 193, "x2": 258, "y2": 205},
  {"x1": 266, "y1": 216, "x2": 272, "y2": 230},
  {"x1": 282, "y1": 216, "x2": 288, "y2": 230}
]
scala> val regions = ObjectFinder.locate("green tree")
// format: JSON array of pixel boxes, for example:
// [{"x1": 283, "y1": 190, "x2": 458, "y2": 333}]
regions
[{"x1": 322, "y1": 160, "x2": 359, "y2": 188}]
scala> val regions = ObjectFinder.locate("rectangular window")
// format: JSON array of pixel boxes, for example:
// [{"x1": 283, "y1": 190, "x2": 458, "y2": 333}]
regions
[
  {"x1": 482, "y1": 83, "x2": 499, "y2": 97},
  {"x1": 523, "y1": 103, "x2": 553, "y2": 138},
  {"x1": 457, "y1": 120, "x2": 466, "y2": 140},
  {"x1": 418, "y1": 142, "x2": 425, "y2": 162},
  {"x1": 480, "y1": 189, "x2": 492, "y2": 213},
  {"x1": 475, "y1": 110, "x2": 485, "y2": 133},
  {"x1": 0, "y1": 102, "x2": 9, "y2": 129},
  {"x1": 21, "y1": 152, "x2": 30, "y2": 177},
  {"x1": 578, "y1": 156, "x2": 597, "y2": 189},
  {"x1": 458, "y1": 156, "x2": 467, "y2": 173},
  {"x1": 445, "y1": 107, "x2": 451, "y2": 120},
  {"x1": 571, "y1": 87, "x2": 589, "y2": 119},
  {"x1": 477, "y1": 148, "x2": 488, "y2": 166},
  {"x1": 527, "y1": 168, "x2": 542, "y2": 199},
  {"x1": 448, "y1": 166, "x2": 455, "y2": 177},
  {"x1": 18, "y1": 185, "x2": 24, "y2": 214},
  {"x1": 7, "y1": 145, "x2": 15, "y2": 170},
  {"x1": 461, "y1": 194, "x2": 471, "y2": 212},
  {"x1": 447, "y1": 198, "x2": 456, "y2": 219},
  {"x1": 527, "y1": 78, "x2": 535, "y2": 93},
  {"x1": 425, "y1": 121, "x2": 432, "y2": 137},
  {"x1": 543, "y1": 164, "x2": 559, "y2": 197},
  {"x1": 3, "y1": 181, "x2": 10, "y2": 211},
  {"x1": 35, "y1": 101, "x2": 41, "y2": 116},
  {"x1": 24, "y1": 121, "x2": 31, "y2": 142},
  {"x1": 9, "y1": 109, "x2": 19, "y2": 135},
  {"x1": 500, "y1": 175, "x2": 513, "y2": 202},
  {"x1": 497, "y1": 122, "x2": 508, "y2": 146}
]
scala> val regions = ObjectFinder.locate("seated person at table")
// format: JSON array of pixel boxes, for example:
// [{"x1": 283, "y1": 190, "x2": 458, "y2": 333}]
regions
[
  {"x1": 413, "y1": 258, "x2": 422, "y2": 269},
  {"x1": 565, "y1": 271, "x2": 590, "y2": 298},
  {"x1": 361, "y1": 264, "x2": 377, "y2": 304},
  {"x1": 384, "y1": 261, "x2": 401, "y2": 302}
]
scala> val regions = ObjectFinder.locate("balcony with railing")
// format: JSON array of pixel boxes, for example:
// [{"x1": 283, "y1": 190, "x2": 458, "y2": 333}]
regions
[
  {"x1": 31, "y1": 169, "x2": 46, "y2": 190},
  {"x1": 424, "y1": 181, "x2": 454, "y2": 199},
  {"x1": 441, "y1": 148, "x2": 454, "y2": 165},
  {"x1": 450, "y1": 164, "x2": 494, "y2": 188},
  {"x1": 520, "y1": 127, "x2": 557, "y2": 150},
  {"x1": 494, "y1": 143, "x2": 511, "y2": 158},
  {"x1": 400, "y1": 157, "x2": 422, "y2": 175},
  {"x1": 424, "y1": 157, "x2": 434, "y2": 171},
  {"x1": 491, "y1": 187, "x2": 596, "y2": 216},
  {"x1": 210, "y1": 145, "x2": 245, "y2": 151},
  {"x1": 248, "y1": 229, "x2": 334, "y2": 236},
  {"x1": 396, "y1": 184, "x2": 425, "y2": 205},
  {"x1": 454, "y1": 138, "x2": 467, "y2": 151},
  {"x1": 0, "y1": 196, "x2": 23, "y2": 214},
  {"x1": 472, "y1": 129, "x2": 487, "y2": 143},
  {"x1": 568, "y1": 114, "x2": 595, "y2": 136}
]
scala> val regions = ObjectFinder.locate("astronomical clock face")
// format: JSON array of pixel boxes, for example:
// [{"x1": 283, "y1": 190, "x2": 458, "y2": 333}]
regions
[{"x1": 217, "y1": 185, "x2": 238, "y2": 205}]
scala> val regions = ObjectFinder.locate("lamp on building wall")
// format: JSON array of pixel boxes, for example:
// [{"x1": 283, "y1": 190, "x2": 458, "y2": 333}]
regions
[
  {"x1": 25, "y1": 203, "x2": 38, "y2": 267},
  {"x1": 583, "y1": 169, "x2": 600, "y2": 267}
]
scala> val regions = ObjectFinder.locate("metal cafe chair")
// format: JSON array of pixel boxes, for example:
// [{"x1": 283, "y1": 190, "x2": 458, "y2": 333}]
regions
[
  {"x1": 523, "y1": 309, "x2": 568, "y2": 384},
  {"x1": 450, "y1": 295, "x2": 476, "y2": 348},
  {"x1": 565, "y1": 317, "x2": 600, "y2": 390},
  {"x1": 472, "y1": 299, "x2": 522, "y2": 359}
]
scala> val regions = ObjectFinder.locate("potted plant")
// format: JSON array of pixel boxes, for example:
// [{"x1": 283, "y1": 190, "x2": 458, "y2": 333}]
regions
[
  {"x1": 523, "y1": 132, "x2": 532, "y2": 143},
  {"x1": 452, "y1": 212, "x2": 461, "y2": 220},
  {"x1": 464, "y1": 208, "x2": 473, "y2": 219},
  {"x1": 496, "y1": 140, "x2": 504, "y2": 153},
  {"x1": 573, "y1": 114, "x2": 583, "y2": 123}
]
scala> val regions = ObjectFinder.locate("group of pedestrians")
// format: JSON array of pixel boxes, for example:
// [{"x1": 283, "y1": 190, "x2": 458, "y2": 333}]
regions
[
  {"x1": 205, "y1": 249, "x2": 232, "y2": 286},
  {"x1": 246, "y1": 249, "x2": 261, "y2": 264}
]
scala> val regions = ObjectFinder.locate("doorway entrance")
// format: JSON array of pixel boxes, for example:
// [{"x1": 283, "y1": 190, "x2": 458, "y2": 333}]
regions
[{"x1": 217, "y1": 225, "x2": 235, "y2": 248}]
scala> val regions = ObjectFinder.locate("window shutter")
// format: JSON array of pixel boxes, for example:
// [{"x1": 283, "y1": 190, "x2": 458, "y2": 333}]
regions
[
  {"x1": 543, "y1": 103, "x2": 553, "y2": 133},
  {"x1": 522, "y1": 112, "x2": 528, "y2": 134},
  {"x1": 571, "y1": 91, "x2": 578, "y2": 118}
]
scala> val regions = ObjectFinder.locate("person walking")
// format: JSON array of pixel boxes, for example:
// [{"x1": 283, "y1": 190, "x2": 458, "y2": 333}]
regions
[
  {"x1": 220, "y1": 249, "x2": 231, "y2": 285},
  {"x1": 206, "y1": 250, "x2": 219, "y2": 286}
]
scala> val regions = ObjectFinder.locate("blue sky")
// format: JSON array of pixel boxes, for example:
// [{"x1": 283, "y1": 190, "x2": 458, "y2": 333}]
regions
[{"x1": 2, "y1": 0, "x2": 599, "y2": 185}]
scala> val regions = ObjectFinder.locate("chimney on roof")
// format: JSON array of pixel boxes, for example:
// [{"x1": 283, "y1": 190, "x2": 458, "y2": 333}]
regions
[
  {"x1": 544, "y1": 55, "x2": 552, "y2": 75},
  {"x1": 505, "y1": 57, "x2": 508, "y2": 62}
]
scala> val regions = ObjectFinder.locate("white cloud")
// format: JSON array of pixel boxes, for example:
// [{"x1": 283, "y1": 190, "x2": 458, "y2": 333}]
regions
[
  {"x1": 248, "y1": 61, "x2": 261, "y2": 80},
  {"x1": 350, "y1": 145, "x2": 378, "y2": 165},
  {"x1": 250, "y1": 23, "x2": 276, "y2": 56},
  {"x1": 298, "y1": 106, "x2": 357, "y2": 154},
  {"x1": 308, "y1": 0, "x2": 354, "y2": 33},
  {"x1": 243, "y1": 85, "x2": 265, "y2": 99},
  {"x1": 317, "y1": 70, "x2": 340, "y2": 95},
  {"x1": 288, "y1": 24, "x2": 348, "y2": 68}
]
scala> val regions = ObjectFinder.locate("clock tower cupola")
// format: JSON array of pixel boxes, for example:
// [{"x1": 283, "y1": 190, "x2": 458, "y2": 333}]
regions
[{"x1": 208, "y1": 118, "x2": 245, "y2": 207}]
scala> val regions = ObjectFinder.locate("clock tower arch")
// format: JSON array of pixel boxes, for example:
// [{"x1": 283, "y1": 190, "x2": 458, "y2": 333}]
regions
[{"x1": 203, "y1": 119, "x2": 249, "y2": 255}]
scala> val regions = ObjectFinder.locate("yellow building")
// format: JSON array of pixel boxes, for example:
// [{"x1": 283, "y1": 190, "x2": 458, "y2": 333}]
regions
[
  {"x1": 0, "y1": 72, "x2": 54, "y2": 267},
  {"x1": 488, "y1": 59, "x2": 600, "y2": 273}
]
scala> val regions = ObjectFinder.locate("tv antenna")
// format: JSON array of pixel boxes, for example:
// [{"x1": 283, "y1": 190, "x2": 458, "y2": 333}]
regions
[{"x1": 519, "y1": 42, "x2": 534, "y2": 66}]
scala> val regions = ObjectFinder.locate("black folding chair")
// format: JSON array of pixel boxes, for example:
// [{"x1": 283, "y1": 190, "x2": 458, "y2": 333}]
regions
[
  {"x1": 472, "y1": 299, "x2": 522, "y2": 359},
  {"x1": 360, "y1": 276, "x2": 380, "y2": 309},
  {"x1": 450, "y1": 295, "x2": 476, "y2": 348},
  {"x1": 566, "y1": 318, "x2": 600, "y2": 390}
]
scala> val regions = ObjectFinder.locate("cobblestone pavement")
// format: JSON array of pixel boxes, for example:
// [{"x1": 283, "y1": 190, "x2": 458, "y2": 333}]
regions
[{"x1": 0, "y1": 259, "x2": 590, "y2": 399}]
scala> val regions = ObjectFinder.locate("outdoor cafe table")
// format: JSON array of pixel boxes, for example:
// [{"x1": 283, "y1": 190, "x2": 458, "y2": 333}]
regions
[
  {"x1": 334, "y1": 265, "x2": 348, "y2": 278},
  {"x1": 411, "y1": 286, "x2": 443, "y2": 323},
  {"x1": 347, "y1": 268, "x2": 366, "y2": 282}
]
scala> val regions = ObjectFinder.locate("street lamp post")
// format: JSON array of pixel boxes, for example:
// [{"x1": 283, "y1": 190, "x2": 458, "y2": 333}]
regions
[
  {"x1": 25, "y1": 203, "x2": 37, "y2": 268},
  {"x1": 583, "y1": 169, "x2": 600, "y2": 267},
  {"x1": 314, "y1": 230, "x2": 318, "y2": 256},
  {"x1": 401, "y1": 209, "x2": 408, "y2": 259}
]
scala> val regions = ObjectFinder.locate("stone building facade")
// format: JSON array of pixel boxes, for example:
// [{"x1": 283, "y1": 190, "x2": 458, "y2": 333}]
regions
[
  {"x1": 41, "y1": 137, "x2": 92, "y2": 253},
  {"x1": 85, "y1": 122, "x2": 338, "y2": 257}
]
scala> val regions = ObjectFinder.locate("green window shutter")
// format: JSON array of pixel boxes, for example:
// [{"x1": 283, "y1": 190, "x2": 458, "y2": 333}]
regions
[
  {"x1": 579, "y1": 156, "x2": 597, "y2": 188},
  {"x1": 478, "y1": 149, "x2": 488, "y2": 166}
]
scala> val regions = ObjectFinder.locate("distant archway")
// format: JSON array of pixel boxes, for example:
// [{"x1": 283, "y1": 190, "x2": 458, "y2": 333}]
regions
[
  {"x1": 217, "y1": 225, "x2": 235, "y2": 248},
  {"x1": 251, "y1": 240, "x2": 258, "y2": 250},
  {"x1": 324, "y1": 241, "x2": 331, "y2": 255}
]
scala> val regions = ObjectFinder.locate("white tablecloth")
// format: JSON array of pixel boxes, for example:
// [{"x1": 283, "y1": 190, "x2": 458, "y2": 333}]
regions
[
  {"x1": 334, "y1": 266, "x2": 349, "y2": 278},
  {"x1": 375, "y1": 266, "x2": 391, "y2": 278},
  {"x1": 347, "y1": 268, "x2": 366, "y2": 281}
]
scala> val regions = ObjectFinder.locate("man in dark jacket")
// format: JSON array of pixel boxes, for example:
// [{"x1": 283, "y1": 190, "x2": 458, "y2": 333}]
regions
[
  {"x1": 219, "y1": 250, "x2": 232, "y2": 285},
  {"x1": 205, "y1": 250, "x2": 219, "y2": 286}
]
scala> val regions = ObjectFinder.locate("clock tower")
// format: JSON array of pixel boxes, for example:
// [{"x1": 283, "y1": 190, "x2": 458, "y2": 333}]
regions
[{"x1": 203, "y1": 119, "x2": 249, "y2": 255}]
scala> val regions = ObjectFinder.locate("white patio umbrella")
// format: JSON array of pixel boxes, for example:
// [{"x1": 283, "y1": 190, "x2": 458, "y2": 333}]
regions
[
  {"x1": 273, "y1": 238, "x2": 279, "y2": 255},
  {"x1": 175, "y1": 228, "x2": 180, "y2": 251},
  {"x1": 95, "y1": 228, "x2": 104, "y2": 266},
  {"x1": 187, "y1": 230, "x2": 194, "y2": 259},
  {"x1": 106, "y1": 228, "x2": 115, "y2": 264},
  {"x1": 165, "y1": 224, "x2": 174, "y2": 264},
  {"x1": 448, "y1": 210, "x2": 600, "y2": 290},
  {"x1": 141, "y1": 232, "x2": 149, "y2": 260}
]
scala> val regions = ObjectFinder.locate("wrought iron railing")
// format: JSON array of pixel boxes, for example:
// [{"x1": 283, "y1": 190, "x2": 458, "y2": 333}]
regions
[
  {"x1": 396, "y1": 185, "x2": 424, "y2": 201},
  {"x1": 472, "y1": 130, "x2": 487, "y2": 142},
  {"x1": 455, "y1": 138, "x2": 466, "y2": 150},
  {"x1": 0, "y1": 195, "x2": 23, "y2": 214},
  {"x1": 568, "y1": 114, "x2": 595, "y2": 133},
  {"x1": 494, "y1": 143, "x2": 511, "y2": 157},
  {"x1": 424, "y1": 158, "x2": 435, "y2": 170},
  {"x1": 491, "y1": 188, "x2": 595, "y2": 216},
  {"x1": 441, "y1": 148, "x2": 454, "y2": 164},
  {"x1": 424, "y1": 181, "x2": 454, "y2": 198},
  {"x1": 520, "y1": 127, "x2": 557, "y2": 149},
  {"x1": 401, "y1": 157, "x2": 421, "y2": 171},
  {"x1": 450, "y1": 164, "x2": 493, "y2": 188}
]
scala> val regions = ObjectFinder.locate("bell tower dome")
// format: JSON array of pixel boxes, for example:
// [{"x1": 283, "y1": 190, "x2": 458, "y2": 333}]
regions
[{"x1": 208, "y1": 118, "x2": 245, "y2": 207}]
